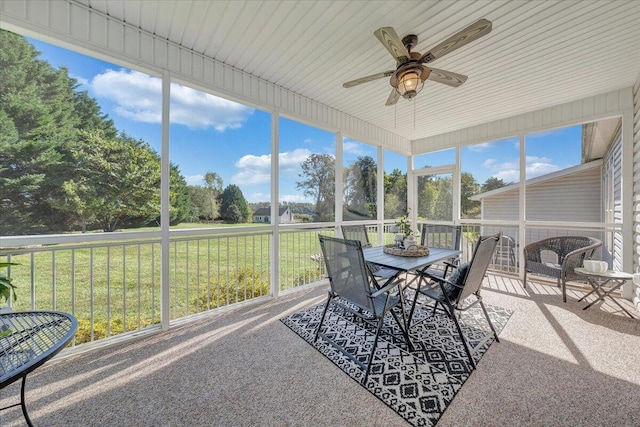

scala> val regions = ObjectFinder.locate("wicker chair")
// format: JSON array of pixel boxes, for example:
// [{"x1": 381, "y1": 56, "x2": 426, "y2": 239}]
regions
[{"x1": 523, "y1": 236, "x2": 602, "y2": 302}]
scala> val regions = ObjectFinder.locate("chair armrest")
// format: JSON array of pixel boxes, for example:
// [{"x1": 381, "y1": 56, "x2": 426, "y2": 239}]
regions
[
  {"x1": 370, "y1": 279, "x2": 402, "y2": 298},
  {"x1": 417, "y1": 270, "x2": 464, "y2": 290},
  {"x1": 561, "y1": 243, "x2": 602, "y2": 270}
]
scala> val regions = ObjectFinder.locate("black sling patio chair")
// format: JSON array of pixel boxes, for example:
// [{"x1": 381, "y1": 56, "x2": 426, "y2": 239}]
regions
[
  {"x1": 419, "y1": 224, "x2": 462, "y2": 277},
  {"x1": 409, "y1": 233, "x2": 501, "y2": 371},
  {"x1": 341, "y1": 224, "x2": 398, "y2": 280},
  {"x1": 315, "y1": 235, "x2": 412, "y2": 385}
]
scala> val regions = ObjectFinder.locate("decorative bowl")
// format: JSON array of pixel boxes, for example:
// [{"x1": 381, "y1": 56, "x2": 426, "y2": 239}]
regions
[{"x1": 583, "y1": 260, "x2": 607, "y2": 273}]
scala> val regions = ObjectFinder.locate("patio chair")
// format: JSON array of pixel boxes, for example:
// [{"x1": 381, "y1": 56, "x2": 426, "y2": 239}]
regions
[
  {"x1": 315, "y1": 235, "x2": 412, "y2": 385},
  {"x1": 419, "y1": 224, "x2": 462, "y2": 277},
  {"x1": 493, "y1": 234, "x2": 517, "y2": 269},
  {"x1": 341, "y1": 224, "x2": 398, "y2": 280},
  {"x1": 523, "y1": 236, "x2": 602, "y2": 302},
  {"x1": 409, "y1": 233, "x2": 501, "y2": 370}
]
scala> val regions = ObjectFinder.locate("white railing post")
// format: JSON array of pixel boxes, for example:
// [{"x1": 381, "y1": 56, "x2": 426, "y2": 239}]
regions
[
  {"x1": 377, "y1": 146, "x2": 384, "y2": 245},
  {"x1": 160, "y1": 71, "x2": 171, "y2": 330},
  {"x1": 271, "y1": 109, "x2": 280, "y2": 298},
  {"x1": 335, "y1": 132, "x2": 343, "y2": 235},
  {"x1": 518, "y1": 132, "x2": 526, "y2": 281}
]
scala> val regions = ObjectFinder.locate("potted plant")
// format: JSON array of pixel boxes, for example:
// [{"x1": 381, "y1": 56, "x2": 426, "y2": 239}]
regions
[
  {"x1": 394, "y1": 212, "x2": 418, "y2": 249},
  {"x1": 0, "y1": 262, "x2": 18, "y2": 314}
]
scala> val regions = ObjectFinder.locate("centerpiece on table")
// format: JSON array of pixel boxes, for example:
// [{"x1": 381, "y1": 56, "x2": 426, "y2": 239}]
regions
[{"x1": 391, "y1": 212, "x2": 418, "y2": 250}]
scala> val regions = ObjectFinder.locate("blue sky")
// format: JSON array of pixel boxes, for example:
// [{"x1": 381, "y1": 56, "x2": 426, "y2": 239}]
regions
[{"x1": 28, "y1": 35, "x2": 581, "y2": 202}]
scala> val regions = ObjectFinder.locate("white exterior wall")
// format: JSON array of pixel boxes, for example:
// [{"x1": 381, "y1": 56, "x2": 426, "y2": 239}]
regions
[
  {"x1": 0, "y1": 0, "x2": 411, "y2": 155},
  {"x1": 602, "y1": 129, "x2": 623, "y2": 270},
  {"x1": 482, "y1": 166, "x2": 602, "y2": 223}
]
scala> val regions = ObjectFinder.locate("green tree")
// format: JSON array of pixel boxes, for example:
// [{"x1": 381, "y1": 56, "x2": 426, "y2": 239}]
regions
[
  {"x1": 57, "y1": 131, "x2": 162, "y2": 232},
  {"x1": 168, "y1": 163, "x2": 191, "y2": 226},
  {"x1": 204, "y1": 172, "x2": 223, "y2": 220},
  {"x1": 384, "y1": 169, "x2": 407, "y2": 219},
  {"x1": 344, "y1": 155, "x2": 376, "y2": 219},
  {"x1": 220, "y1": 184, "x2": 251, "y2": 223},
  {"x1": 0, "y1": 30, "x2": 81, "y2": 233},
  {"x1": 461, "y1": 172, "x2": 480, "y2": 219},
  {"x1": 296, "y1": 154, "x2": 335, "y2": 222},
  {"x1": 481, "y1": 176, "x2": 510, "y2": 193}
]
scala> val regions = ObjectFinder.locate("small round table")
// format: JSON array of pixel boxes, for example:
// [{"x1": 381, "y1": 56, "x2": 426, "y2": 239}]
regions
[
  {"x1": 574, "y1": 268, "x2": 635, "y2": 318},
  {"x1": 0, "y1": 311, "x2": 78, "y2": 426}
]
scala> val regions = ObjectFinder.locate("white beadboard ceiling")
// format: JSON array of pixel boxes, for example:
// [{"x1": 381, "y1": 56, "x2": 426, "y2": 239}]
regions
[{"x1": 76, "y1": 0, "x2": 640, "y2": 143}]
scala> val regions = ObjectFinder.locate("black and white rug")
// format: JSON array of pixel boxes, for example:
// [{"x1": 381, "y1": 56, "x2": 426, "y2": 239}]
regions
[{"x1": 281, "y1": 295, "x2": 512, "y2": 427}]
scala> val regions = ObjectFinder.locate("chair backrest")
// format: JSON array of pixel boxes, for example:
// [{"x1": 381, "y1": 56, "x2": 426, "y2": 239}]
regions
[
  {"x1": 319, "y1": 235, "x2": 375, "y2": 314},
  {"x1": 456, "y1": 232, "x2": 501, "y2": 302},
  {"x1": 420, "y1": 224, "x2": 462, "y2": 250},
  {"x1": 341, "y1": 224, "x2": 372, "y2": 248}
]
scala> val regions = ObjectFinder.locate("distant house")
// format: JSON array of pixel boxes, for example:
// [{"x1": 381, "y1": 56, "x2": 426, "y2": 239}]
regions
[{"x1": 253, "y1": 206, "x2": 294, "y2": 224}]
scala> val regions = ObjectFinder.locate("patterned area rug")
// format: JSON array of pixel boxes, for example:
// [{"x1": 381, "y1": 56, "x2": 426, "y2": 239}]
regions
[{"x1": 281, "y1": 295, "x2": 512, "y2": 427}]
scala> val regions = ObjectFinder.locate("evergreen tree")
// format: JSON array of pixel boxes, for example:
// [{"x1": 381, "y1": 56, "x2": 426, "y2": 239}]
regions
[{"x1": 220, "y1": 185, "x2": 251, "y2": 223}]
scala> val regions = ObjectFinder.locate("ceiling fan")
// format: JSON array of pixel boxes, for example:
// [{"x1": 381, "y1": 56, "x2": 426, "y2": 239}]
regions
[{"x1": 343, "y1": 19, "x2": 492, "y2": 106}]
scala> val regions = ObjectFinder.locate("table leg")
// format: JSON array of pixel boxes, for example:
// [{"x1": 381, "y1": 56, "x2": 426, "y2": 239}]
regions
[
  {"x1": 21, "y1": 375, "x2": 34, "y2": 427},
  {"x1": 582, "y1": 278, "x2": 635, "y2": 318}
]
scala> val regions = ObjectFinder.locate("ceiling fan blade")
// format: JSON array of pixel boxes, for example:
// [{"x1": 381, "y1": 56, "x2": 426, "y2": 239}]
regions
[
  {"x1": 427, "y1": 67, "x2": 468, "y2": 87},
  {"x1": 374, "y1": 27, "x2": 410, "y2": 63},
  {"x1": 420, "y1": 18, "x2": 492, "y2": 63},
  {"x1": 343, "y1": 70, "x2": 394, "y2": 88},
  {"x1": 385, "y1": 89, "x2": 400, "y2": 106}
]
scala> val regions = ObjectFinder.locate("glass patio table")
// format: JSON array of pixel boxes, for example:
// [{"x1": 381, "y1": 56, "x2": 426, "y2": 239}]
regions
[{"x1": 0, "y1": 311, "x2": 78, "y2": 427}]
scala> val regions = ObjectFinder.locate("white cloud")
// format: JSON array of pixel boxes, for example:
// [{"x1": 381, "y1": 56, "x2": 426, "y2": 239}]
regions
[
  {"x1": 343, "y1": 140, "x2": 366, "y2": 155},
  {"x1": 247, "y1": 193, "x2": 269, "y2": 203},
  {"x1": 304, "y1": 138, "x2": 314, "y2": 144},
  {"x1": 526, "y1": 161, "x2": 561, "y2": 178},
  {"x1": 185, "y1": 174, "x2": 205, "y2": 186},
  {"x1": 482, "y1": 158, "x2": 496, "y2": 168},
  {"x1": 467, "y1": 142, "x2": 494, "y2": 152},
  {"x1": 279, "y1": 194, "x2": 312, "y2": 203},
  {"x1": 91, "y1": 69, "x2": 253, "y2": 131},
  {"x1": 482, "y1": 155, "x2": 563, "y2": 184},
  {"x1": 71, "y1": 74, "x2": 89, "y2": 88},
  {"x1": 231, "y1": 148, "x2": 312, "y2": 185}
]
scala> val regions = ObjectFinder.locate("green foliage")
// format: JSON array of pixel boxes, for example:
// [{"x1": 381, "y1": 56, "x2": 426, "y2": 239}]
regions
[
  {"x1": 0, "y1": 30, "x2": 194, "y2": 233},
  {"x1": 417, "y1": 174, "x2": 453, "y2": 221},
  {"x1": 191, "y1": 268, "x2": 270, "y2": 310},
  {"x1": 188, "y1": 171, "x2": 224, "y2": 221},
  {"x1": 345, "y1": 155, "x2": 377, "y2": 219},
  {"x1": 0, "y1": 262, "x2": 18, "y2": 304},
  {"x1": 394, "y1": 211, "x2": 417, "y2": 238},
  {"x1": 297, "y1": 153, "x2": 335, "y2": 222},
  {"x1": 75, "y1": 316, "x2": 157, "y2": 344},
  {"x1": 384, "y1": 168, "x2": 407, "y2": 219},
  {"x1": 55, "y1": 130, "x2": 162, "y2": 232},
  {"x1": 220, "y1": 184, "x2": 251, "y2": 223},
  {"x1": 461, "y1": 172, "x2": 481, "y2": 219},
  {"x1": 481, "y1": 176, "x2": 510, "y2": 192}
]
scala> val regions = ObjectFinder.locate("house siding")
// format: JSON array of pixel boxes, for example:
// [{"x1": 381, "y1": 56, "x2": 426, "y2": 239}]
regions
[
  {"x1": 482, "y1": 166, "x2": 602, "y2": 223},
  {"x1": 603, "y1": 128, "x2": 623, "y2": 270}
]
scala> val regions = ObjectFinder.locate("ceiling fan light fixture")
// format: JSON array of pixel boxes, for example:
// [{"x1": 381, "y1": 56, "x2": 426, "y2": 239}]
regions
[{"x1": 395, "y1": 68, "x2": 424, "y2": 100}]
